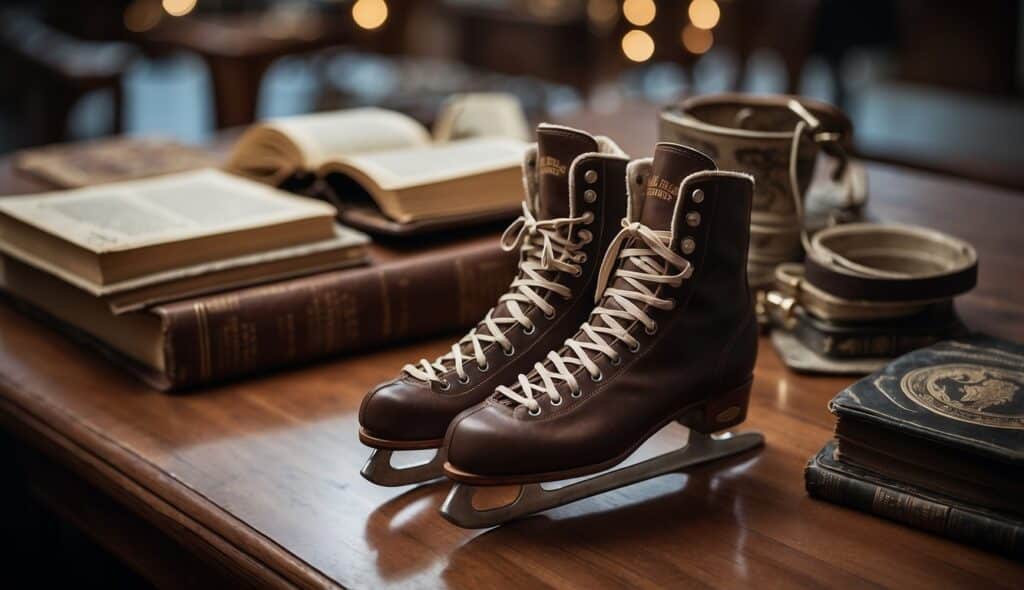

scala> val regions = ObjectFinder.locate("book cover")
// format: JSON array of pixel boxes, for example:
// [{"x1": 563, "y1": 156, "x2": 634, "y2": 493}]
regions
[
  {"x1": 14, "y1": 136, "x2": 210, "y2": 188},
  {"x1": 3, "y1": 235, "x2": 517, "y2": 391},
  {"x1": 830, "y1": 336, "x2": 1024, "y2": 467},
  {"x1": 806, "y1": 441, "x2": 1024, "y2": 559}
]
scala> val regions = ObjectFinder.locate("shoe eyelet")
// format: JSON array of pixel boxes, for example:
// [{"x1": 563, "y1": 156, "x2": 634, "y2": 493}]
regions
[
  {"x1": 572, "y1": 267, "x2": 583, "y2": 277},
  {"x1": 503, "y1": 345, "x2": 516, "y2": 357},
  {"x1": 584, "y1": 169, "x2": 598, "y2": 183},
  {"x1": 629, "y1": 341, "x2": 641, "y2": 353},
  {"x1": 550, "y1": 396, "x2": 563, "y2": 406},
  {"x1": 578, "y1": 229, "x2": 592, "y2": 243},
  {"x1": 438, "y1": 380, "x2": 451, "y2": 391},
  {"x1": 529, "y1": 406, "x2": 542, "y2": 416},
  {"x1": 577, "y1": 253, "x2": 588, "y2": 264},
  {"x1": 583, "y1": 212, "x2": 595, "y2": 225},
  {"x1": 478, "y1": 362, "x2": 490, "y2": 372},
  {"x1": 691, "y1": 188, "x2": 705, "y2": 203},
  {"x1": 544, "y1": 310, "x2": 556, "y2": 320},
  {"x1": 571, "y1": 389, "x2": 582, "y2": 398},
  {"x1": 583, "y1": 189, "x2": 597, "y2": 203},
  {"x1": 590, "y1": 371, "x2": 604, "y2": 382},
  {"x1": 610, "y1": 355, "x2": 621, "y2": 366},
  {"x1": 645, "y1": 322, "x2": 658, "y2": 335},
  {"x1": 685, "y1": 211, "x2": 701, "y2": 227},
  {"x1": 458, "y1": 374, "x2": 471, "y2": 384},
  {"x1": 522, "y1": 324, "x2": 536, "y2": 335}
]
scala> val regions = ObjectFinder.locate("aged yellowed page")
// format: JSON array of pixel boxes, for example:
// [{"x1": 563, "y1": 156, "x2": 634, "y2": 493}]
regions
[
  {"x1": 0, "y1": 168, "x2": 335, "y2": 254},
  {"x1": 266, "y1": 108, "x2": 431, "y2": 168},
  {"x1": 325, "y1": 137, "x2": 527, "y2": 190}
]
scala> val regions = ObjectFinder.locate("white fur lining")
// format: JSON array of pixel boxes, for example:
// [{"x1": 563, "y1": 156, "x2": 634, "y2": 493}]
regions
[
  {"x1": 625, "y1": 157, "x2": 653, "y2": 222},
  {"x1": 521, "y1": 144, "x2": 539, "y2": 213}
]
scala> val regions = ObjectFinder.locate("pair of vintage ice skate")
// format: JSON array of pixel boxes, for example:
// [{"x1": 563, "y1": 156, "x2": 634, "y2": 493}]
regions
[{"x1": 358, "y1": 123, "x2": 764, "y2": 528}]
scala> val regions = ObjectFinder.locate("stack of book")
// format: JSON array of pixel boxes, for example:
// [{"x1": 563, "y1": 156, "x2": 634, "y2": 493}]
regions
[
  {"x1": 1, "y1": 102, "x2": 530, "y2": 390},
  {"x1": 1, "y1": 167, "x2": 518, "y2": 391},
  {"x1": 806, "y1": 336, "x2": 1024, "y2": 558}
]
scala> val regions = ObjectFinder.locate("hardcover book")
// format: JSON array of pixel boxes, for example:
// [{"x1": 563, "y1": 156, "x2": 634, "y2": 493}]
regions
[
  {"x1": 829, "y1": 336, "x2": 1024, "y2": 517},
  {"x1": 224, "y1": 107, "x2": 527, "y2": 226},
  {"x1": 1, "y1": 234, "x2": 516, "y2": 390},
  {"x1": 13, "y1": 136, "x2": 210, "y2": 188},
  {"x1": 806, "y1": 441, "x2": 1024, "y2": 559},
  {"x1": 788, "y1": 304, "x2": 960, "y2": 360},
  {"x1": 0, "y1": 169, "x2": 341, "y2": 289}
]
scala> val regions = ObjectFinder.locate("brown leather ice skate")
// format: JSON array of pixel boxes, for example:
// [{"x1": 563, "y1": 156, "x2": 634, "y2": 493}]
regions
[
  {"x1": 358, "y1": 124, "x2": 630, "y2": 486},
  {"x1": 440, "y1": 142, "x2": 765, "y2": 527}
]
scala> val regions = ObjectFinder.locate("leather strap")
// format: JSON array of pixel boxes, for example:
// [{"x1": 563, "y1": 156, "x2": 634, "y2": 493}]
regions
[{"x1": 803, "y1": 223, "x2": 978, "y2": 303}]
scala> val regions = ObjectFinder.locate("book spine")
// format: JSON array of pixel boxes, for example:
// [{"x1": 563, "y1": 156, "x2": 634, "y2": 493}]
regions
[
  {"x1": 795, "y1": 318, "x2": 944, "y2": 359},
  {"x1": 157, "y1": 241, "x2": 516, "y2": 389},
  {"x1": 805, "y1": 458, "x2": 1024, "y2": 559}
]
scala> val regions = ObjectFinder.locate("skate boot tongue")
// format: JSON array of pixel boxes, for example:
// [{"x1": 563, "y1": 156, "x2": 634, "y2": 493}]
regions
[
  {"x1": 639, "y1": 143, "x2": 716, "y2": 231},
  {"x1": 535, "y1": 125, "x2": 598, "y2": 219}
]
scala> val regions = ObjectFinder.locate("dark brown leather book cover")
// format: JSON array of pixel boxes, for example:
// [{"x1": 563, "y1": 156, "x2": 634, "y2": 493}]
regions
[
  {"x1": 830, "y1": 336, "x2": 1024, "y2": 513},
  {"x1": 14, "y1": 136, "x2": 211, "y2": 188},
  {"x1": 790, "y1": 304, "x2": 960, "y2": 360},
  {"x1": 806, "y1": 441, "x2": 1024, "y2": 559},
  {"x1": 154, "y1": 235, "x2": 516, "y2": 390}
]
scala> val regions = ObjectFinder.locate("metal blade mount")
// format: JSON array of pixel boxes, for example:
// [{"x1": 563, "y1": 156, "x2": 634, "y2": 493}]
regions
[
  {"x1": 440, "y1": 430, "x2": 765, "y2": 528},
  {"x1": 360, "y1": 447, "x2": 447, "y2": 487}
]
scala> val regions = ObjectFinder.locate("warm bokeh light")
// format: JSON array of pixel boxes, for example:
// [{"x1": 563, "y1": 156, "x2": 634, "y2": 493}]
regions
[
  {"x1": 352, "y1": 0, "x2": 388, "y2": 30},
  {"x1": 681, "y1": 24, "x2": 714, "y2": 54},
  {"x1": 621, "y1": 29, "x2": 655, "y2": 62},
  {"x1": 688, "y1": 0, "x2": 721, "y2": 30},
  {"x1": 587, "y1": 0, "x2": 619, "y2": 28},
  {"x1": 622, "y1": 0, "x2": 656, "y2": 27},
  {"x1": 162, "y1": 0, "x2": 196, "y2": 17},
  {"x1": 124, "y1": 0, "x2": 163, "y2": 32}
]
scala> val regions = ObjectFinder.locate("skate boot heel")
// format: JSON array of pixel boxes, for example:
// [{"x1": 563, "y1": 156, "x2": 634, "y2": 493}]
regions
[{"x1": 680, "y1": 380, "x2": 752, "y2": 434}]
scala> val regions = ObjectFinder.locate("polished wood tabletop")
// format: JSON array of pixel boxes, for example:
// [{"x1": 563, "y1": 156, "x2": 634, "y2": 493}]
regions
[{"x1": 1, "y1": 109, "x2": 1023, "y2": 589}]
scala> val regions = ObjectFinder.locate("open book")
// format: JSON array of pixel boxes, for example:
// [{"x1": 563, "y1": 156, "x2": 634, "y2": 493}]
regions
[
  {"x1": 0, "y1": 169, "x2": 366, "y2": 307},
  {"x1": 225, "y1": 104, "x2": 528, "y2": 225}
]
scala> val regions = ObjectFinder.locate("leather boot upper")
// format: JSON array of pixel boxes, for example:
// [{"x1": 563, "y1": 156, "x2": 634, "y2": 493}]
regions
[
  {"x1": 359, "y1": 125, "x2": 630, "y2": 444},
  {"x1": 445, "y1": 143, "x2": 757, "y2": 477}
]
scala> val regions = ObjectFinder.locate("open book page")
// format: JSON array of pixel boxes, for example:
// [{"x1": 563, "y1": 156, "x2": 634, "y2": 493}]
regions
[
  {"x1": 0, "y1": 169, "x2": 335, "y2": 253},
  {"x1": 268, "y1": 108, "x2": 432, "y2": 168},
  {"x1": 433, "y1": 93, "x2": 530, "y2": 142},
  {"x1": 327, "y1": 137, "x2": 527, "y2": 190}
]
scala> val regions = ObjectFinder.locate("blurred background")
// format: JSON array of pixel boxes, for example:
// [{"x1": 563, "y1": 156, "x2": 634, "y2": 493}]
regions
[{"x1": 1, "y1": 0, "x2": 1023, "y2": 187}]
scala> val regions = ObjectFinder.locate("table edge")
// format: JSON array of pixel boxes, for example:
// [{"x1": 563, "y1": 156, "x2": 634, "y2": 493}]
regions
[{"x1": 0, "y1": 365, "x2": 341, "y2": 590}]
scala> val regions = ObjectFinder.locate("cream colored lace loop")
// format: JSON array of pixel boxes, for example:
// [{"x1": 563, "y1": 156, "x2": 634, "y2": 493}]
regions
[
  {"x1": 497, "y1": 220, "x2": 692, "y2": 412},
  {"x1": 403, "y1": 203, "x2": 592, "y2": 386}
]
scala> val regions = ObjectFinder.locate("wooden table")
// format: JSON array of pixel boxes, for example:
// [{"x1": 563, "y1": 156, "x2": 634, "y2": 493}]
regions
[{"x1": 1, "y1": 110, "x2": 1023, "y2": 589}]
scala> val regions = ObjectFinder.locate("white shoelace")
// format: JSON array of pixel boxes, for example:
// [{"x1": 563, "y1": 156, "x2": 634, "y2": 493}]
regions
[
  {"x1": 403, "y1": 202, "x2": 593, "y2": 388},
  {"x1": 497, "y1": 220, "x2": 692, "y2": 413}
]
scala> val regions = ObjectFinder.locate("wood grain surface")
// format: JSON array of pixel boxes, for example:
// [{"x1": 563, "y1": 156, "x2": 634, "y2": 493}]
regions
[{"x1": 1, "y1": 107, "x2": 1022, "y2": 589}]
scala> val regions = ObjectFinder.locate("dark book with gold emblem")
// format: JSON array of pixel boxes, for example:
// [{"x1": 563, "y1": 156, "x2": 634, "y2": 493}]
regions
[{"x1": 807, "y1": 336, "x2": 1024, "y2": 557}]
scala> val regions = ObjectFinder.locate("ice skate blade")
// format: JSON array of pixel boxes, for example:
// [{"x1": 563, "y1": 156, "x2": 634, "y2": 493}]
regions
[
  {"x1": 361, "y1": 447, "x2": 447, "y2": 487},
  {"x1": 440, "y1": 430, "x2": 764, "y2": 528}
]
